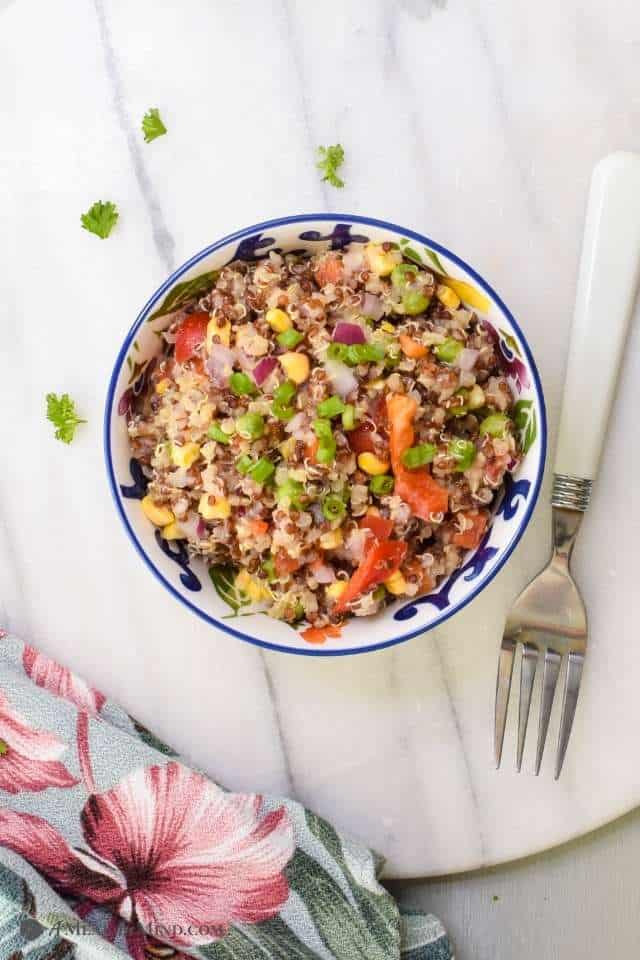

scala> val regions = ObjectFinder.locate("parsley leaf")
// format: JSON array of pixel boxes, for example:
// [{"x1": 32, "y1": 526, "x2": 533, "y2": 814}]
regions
[
  {"x1": 46, "y1": 393, "x2": 86, "y2": 444},
  {"x1": 80, "y1": 201, "x2": 119, "y2": 239},
  {"x1": 317, "y1": 143, "x2": 345, "y2": 188},
  {"x1": 142, "y1": 107, "x2": 167, "y2": 143}
]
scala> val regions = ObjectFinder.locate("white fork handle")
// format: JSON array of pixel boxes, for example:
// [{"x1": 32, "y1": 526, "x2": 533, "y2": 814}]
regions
[{"x1": 554, "y1": 152, "x2": 640, "y2": 491}]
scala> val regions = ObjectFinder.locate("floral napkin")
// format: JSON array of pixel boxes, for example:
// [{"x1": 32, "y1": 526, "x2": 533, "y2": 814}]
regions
[{"x1": 0, "y1": 632, "x2": 452, "y2": 960}]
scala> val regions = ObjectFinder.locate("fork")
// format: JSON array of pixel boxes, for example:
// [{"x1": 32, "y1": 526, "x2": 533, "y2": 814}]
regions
[{"x1": 495, "y1": 152, "x2": 640, "y2": 778}]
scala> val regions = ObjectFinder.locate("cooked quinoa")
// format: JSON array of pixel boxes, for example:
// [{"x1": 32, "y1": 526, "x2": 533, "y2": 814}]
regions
[{"x1": 128, "y1": 242, "x2": 521, "y2": 637}]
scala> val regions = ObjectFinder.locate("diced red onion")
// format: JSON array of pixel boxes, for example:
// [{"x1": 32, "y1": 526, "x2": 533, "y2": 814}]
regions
[
  {"x1": 236, "y1": 349, "x2": 254, "y2": 371},
  {"x1": 361, "y1": 292, "x2": 384, "y2": 321},
  {"x1": 342, "y1": 249, "x2": 365, "y2": 276},
  {"x1": 285, "y1": 411, "x2": 307, "y2": 436},
  {"x1": 252, "y1": 356, "x2": 277, "y2": 385},
  {"x1": 459, "y1": 370, "x2": 476, "y2": 389},
  {"x1": 333, "y1": 322, "x2": 366, "y2": 345},
  {"x1": 117, "y1": 389, "x2": 132, "y2": 416},
  {"x1": 324, "y1": 356, "x2": 358, "y2": 398},
  {"x1": 310, "y1": 502, "x2": 325, "y2": 524},
  {"x1": 205, "y1": 346, "x2": 236, "y2": 387},
  {"x1": 456, "y1": 348, "x2": 479, "y2": 371}
]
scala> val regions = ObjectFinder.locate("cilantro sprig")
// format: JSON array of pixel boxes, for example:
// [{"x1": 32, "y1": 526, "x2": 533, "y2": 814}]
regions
[
  {"x1": 46, "y1": 393, "x2": 86, "y2": 444},
  {"x1": 80, "y1": 201, "x2": 119, "y2": 239},
  {"x1": 142, "y1": 108, "x2": 167, "y2": 144},
  {"x1": 316, "y1": 144, "x2": 345, "y2": 188}
]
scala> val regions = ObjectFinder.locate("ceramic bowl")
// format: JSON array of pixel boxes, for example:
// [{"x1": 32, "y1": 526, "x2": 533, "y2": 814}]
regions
[{"x1": 104, "y1": 214, "x2": 546, "y2": 656}]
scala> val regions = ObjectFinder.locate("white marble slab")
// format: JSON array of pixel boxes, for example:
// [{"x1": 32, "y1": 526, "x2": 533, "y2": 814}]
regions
[{"x1": 1, "y1": 0, "x2": 640, "y2": 878}]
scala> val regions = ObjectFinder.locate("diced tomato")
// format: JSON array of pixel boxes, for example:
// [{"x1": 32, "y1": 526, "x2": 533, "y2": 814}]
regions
[
  {"x1": 359, "y1": 514, "x2": 393, "y2": 542},
  {"x1": 314, "y1": 255, "x2": 343, "y2": 287},
  {"x1": 386, "y1": 393, "x2": 449, "y2": 521},
  {"x1": 248, "y1": 519, "x2": 269, "y2": 537},
  {"x1": 333, "y1": 539, "x2": 407, "y2": 614},
  {"x1": 301, "y1": 624, "x2": 342, "y2": 644},
  {"x1": 174, "y1": 312, "x2": 209, "y2": 364},
  {"x1": 399, "y1": 334, "x2": 427, "y2": 359},
  {"x1": 452, "y1": 511, "x2": 488, "y2": 550},
  {"x1": 274, "y1": 551, "x2": 301, "y2": 577},
  {"x1": 305, "y1": 437, "x2": 319, "y2": 463},
  {"x1": 347, "y1": 422, "x2": 377, "y2": 454}
]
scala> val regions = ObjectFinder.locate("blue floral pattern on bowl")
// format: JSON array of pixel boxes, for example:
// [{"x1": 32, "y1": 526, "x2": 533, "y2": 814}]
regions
[{"x1": 105, "y1": 215, "x2": 547, "y2": 656}]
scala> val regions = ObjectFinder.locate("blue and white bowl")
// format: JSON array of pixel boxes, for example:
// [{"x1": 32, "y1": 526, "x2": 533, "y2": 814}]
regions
[{"x1": 104, "y1": 215, "x2": 546, "y2": 656}]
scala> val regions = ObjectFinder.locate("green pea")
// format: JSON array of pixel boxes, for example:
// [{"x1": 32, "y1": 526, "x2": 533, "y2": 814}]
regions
[
  {"x1": 402, "y1": 290, "x2": 431, "y2": 316},
  {"x1": 448, "y1": 437, "x2": 476, "y2": 472},
  {"x1": 317, "y1": 395, "x2": 346, "y2": 418},
  {"x1": 369, "y1": 475, "x2": 395, "y2": 496},
  {"x1": 236, "y1": 412, "x2": 265, "y2": 440},
  {"x1": 230, "y1": 371, "x2": 257, "y2": 396},
  {"x1": 435, "y1": 338, "x2": 463, "y2": 364},
  {"x1": 401, "y1": 443, "x2": 437, "y2": 469},
  {"x1": 479, "y1": 413, "x2": 511, "y2": 438}
]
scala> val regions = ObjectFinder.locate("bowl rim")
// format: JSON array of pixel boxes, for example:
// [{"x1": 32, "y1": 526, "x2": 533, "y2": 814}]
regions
[{"x1": 104, "y1": 212, "x2": 547, "y2": 657}]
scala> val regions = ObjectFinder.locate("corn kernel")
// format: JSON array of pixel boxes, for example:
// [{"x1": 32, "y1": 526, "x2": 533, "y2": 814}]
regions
[
  {"x1": 161, "y1": 521, "x2": 184, "y2": 540},
  {"x1": 357, "y1": 452, "x2": 390, "y2": 476},
  {"x1": 235, "y1": 570, "x2": 269, "y2": 602},
  {"x1": 384, "y1": 570, "x2": 408, "y2": 595},
  {"x1": 266, "y1": 307, "x2": 292, "y2": 333},
  {"x1": 279, "y1": 437, "x2": 296, "y2": 460},
  {"x1": 171, "y1": 442, "x2": 201, "y2": 468},
  {"x1": 155, "y1": 378, "x2": 171, "y2": 396},
  {"x1": 198, "y1": 493, "x2": 231, "y2": 520},
  {"x1": 436, "y1": 284, "x2": 461, "y2": 311},
  {"x1": 320, "y1": 529, "x2": 343, "y2": 549},
  {"x1": 380, "y1": 321, "x2": 395, "y2": 334},
  {"x1": 467, "y1": 385, "x2": 485, "y2": 410},
  {"x1": 364, "y1": 242, "x2": 402, "y2": 277},
  {"x1": 206, "y1": 314, "x2": 231, "y2": 351},
  {"x1": 141, "y1": 496, "x2": 175, "y2": 527},
  {"x1": 279, "y1": 352, "x2": 310, "y2": 384},
  {"x1": 326, "y1": 581, "x2": 348, "y2": 601}
]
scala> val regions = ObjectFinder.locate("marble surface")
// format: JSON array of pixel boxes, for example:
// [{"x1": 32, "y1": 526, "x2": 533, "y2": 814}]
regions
[{"x1": 1, "y1": 0, "x2": 640, "y2": 879}]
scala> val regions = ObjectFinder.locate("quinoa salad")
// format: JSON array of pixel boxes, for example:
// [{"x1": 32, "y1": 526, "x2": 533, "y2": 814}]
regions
[{"x1": 128, "y1": 242, "x2": 522, "y2": 643}]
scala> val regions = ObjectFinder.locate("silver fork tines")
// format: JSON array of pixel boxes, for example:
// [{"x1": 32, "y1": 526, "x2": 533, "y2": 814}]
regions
[{"x1": 495, "y1": 499, "x2": 588, "y2": 778}]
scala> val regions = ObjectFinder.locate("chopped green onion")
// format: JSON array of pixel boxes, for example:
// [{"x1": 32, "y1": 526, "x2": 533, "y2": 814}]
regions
[
  {"x1": 313, "y1": 418, "x2": 337, "y2": 464},
  {"x1": 272, "y1": 380, "x2": 297, "y2": 420},
  {"x1": 236, "y1": 454, "x2": 254, "y2": 475},
  {"x1": 448, "y1": 437, "x2": 476, "y2": 472},
  {"x1": 341, "y1": 403, "x2": 356, "y2": 431},
  {"x1": 274, "y1": 381, "x2": 296, "y2": 403},
  {"x1": 327, "y1": 342, "x2": 349, "y2": 362},
  {"x1": 435, "y1": 338, "x2": 463, "y2": 364},
  {"x1": 208, "y1": 422, "x2": 232, "y2": 444},
  {"x1": 369, "y1": 475, "x2": 394, "y2": 496},
  {"x1": 277, "y1": 328, "x2": 304, "y2": 349},
  {"x1": 322, "y1": 493, "x2": 346, "y2": 521},
  {"x1": 479, "y1": 413, "x2": 511, "y2": 438},
  {"x1": 391, "y1": 263, "x2": 419, "y2": 288},
  {"x1": 317, "y1": 395, "x2": 346, "y2": 418},
  {"x1": 230, "y1": 371, "x2": 257, "y2": 396},
  {"x1": 276, "y1": 476, "x2": 305, "y2": 510},
  {"x1": 401, "y1": 443, "x2": 437, "y2": 469},
  {"x1": 402, "y1": 290, "x2": 431, "y2": 316},
  {"x1": 344, "y1": 342, "x2": 386, "y2": 366},
  {"x1": 236, "y1": 412, "x2": 265, "y2": 440},
  {"x1": 262, "y1": 556, "x2": 278, "y2": 582},
  {"x1": 249, "y1": 457, "x2": 275, "y2": 484}
]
